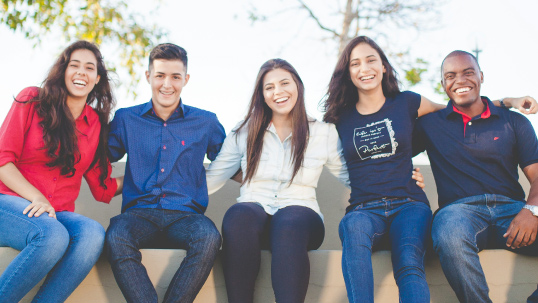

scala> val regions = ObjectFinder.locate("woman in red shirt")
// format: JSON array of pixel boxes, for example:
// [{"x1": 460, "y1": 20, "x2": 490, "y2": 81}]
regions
[{"x1": 0, "y1": 40, "x2": 122, "y2": 302}]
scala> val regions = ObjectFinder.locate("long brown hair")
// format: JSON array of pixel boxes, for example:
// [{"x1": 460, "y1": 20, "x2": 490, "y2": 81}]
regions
[
  {"x1": 237, "y1": 59, "x2": 309, "y2": 185},
  {"x1": 322, "y1": 36, "x2": 400, "y2": 123},
  {"x1": 27, "y1": 40, "x2": 115, "y2": 186}
]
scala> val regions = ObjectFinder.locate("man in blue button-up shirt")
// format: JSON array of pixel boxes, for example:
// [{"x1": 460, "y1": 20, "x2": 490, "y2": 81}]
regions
[{"x1": 105, "y1": 43, "x2": 226, "y2": 303}]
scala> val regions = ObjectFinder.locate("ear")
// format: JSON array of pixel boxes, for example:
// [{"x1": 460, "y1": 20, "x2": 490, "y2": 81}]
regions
[
  {"x1": 383, "y1": 65, "x2": 386, "y2": 73},
  {"x1": 184, "y1": 74, "x2": 190, "y2": 86},
  {"x1": 96, "y1": 75, "x2": 100, "y2": 85},
  {"x1": 480, "y1": 71, "x2": 484, "y2": 83},
  {"x1": 145, "y1": 70, "x2": 150, "y2": 83}
]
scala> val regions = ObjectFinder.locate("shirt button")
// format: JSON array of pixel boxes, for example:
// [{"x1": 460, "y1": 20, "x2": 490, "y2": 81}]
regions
[
  {"x1": 48, "y1": 195, "x2": 52, "y2": 198},
  {"x1": 163, "y1": 123, "x2": 167, "y2": 127},
  {"x1": 161, "y1": 168, "x2": 165, "y2": 173},
  {"x1": 162, "y1": 194, "x2": 166, "y2": 198},
  {"x1": 163, "y1": 145, "x2": 166, "y2": 150},
  {"x1": 468, "y1": 122, "x2": 472, "y2": 126},
  {"x1": 53, "y1": 177, "x2": 57, "y2": 181}
]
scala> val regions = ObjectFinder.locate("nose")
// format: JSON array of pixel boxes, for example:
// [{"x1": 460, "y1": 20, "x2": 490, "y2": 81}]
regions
[
  {"x1": 163, "y1": 77, "x2": 172, "y2": 88},
  {"x1": 455, "y1": 73, "x2": 466, "y2": 84},
  {"x1": 274, "y1": 84, "x2": 283, "y2": 95}
]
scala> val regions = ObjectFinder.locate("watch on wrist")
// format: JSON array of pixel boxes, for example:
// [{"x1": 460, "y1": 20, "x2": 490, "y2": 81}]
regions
[
  {"x1": 499, "y1": 98, "x2": 507, "y2": 109},
  {"x1": 523, "y1": 205, "x2": 538, "y2": 216}
]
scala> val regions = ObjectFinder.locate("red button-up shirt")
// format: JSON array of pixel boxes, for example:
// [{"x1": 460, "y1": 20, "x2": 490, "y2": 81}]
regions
[{"x1": 0, "y1": 87, "x2": 117, "y2": 212}]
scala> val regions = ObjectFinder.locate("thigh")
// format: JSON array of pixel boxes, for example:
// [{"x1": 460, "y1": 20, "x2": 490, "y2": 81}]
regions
[
  {"x1": 432, "y1": 202, "x2": 490, "y2": 251},
  {"x1": 165, "y1": 213, "x2": 221, "y2": 249},
  {"x1": 270, "y1": 205, "x2": 324, "y2": 251},
  {"x1": 339, "y1": 205, "x2": 388, "y2": 249},
  {"x1": 0, "y1": 194, "x2": 67, "y2": 250},
  {"x1": 222, "y1": 203, "x2": 270, "y2": 246},
  {"x1": 106, "y1": 209, "x2": 162, "y2": 249},
  {"x1": 389, "y1": 202, "x2": 432, "y2": 249},
  {"x1": 56, "y1": 211, "x2": 105, "y2": 247}
]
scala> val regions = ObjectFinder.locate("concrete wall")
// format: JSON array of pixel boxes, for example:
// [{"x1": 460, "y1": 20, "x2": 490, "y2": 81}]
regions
[{"x1": 0, "y1": 163, "x2": 536, "y2": 302}]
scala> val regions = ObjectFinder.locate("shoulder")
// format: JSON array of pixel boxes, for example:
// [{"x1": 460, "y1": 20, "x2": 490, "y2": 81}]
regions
[
  {"x1": 15, "y1": 86, "x2": 40, "y2": 102},
  {"x1": 113, "y1": 103, "x2": 147, "y2": 120},
  {"x1": 397, "y1": 90, "x2": 420, "y2": 101},
  {"x1": 309, "y1": 118, "x2": 337, "y2": 136},
  {"x1": 184, "y1": 104, "x2": 218, "y2": 119}
]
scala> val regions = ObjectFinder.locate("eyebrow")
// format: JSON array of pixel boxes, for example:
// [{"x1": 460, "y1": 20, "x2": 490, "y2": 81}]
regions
[
  {"x1": 155, "y1": 71, "x2": 184, "y2": 76},
  {"x1": 264, "y1": 78, "x2": 290, "y2": 87},
  {"x1": 350, "y1": 54, "x2": 376, "y2": 61},
  {"x1": 69, "y1": 59, "x2": 96, "y2": 66}
]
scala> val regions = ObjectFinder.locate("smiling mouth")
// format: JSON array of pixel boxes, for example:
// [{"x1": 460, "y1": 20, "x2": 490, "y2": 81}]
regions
[
  {"x1": 73, "y1": 80, "x2": 87, "y2": 87},
  {"x1": 360, "y1": 75, "x2": 374, "y2": 81},
  {"x1": 275, "y1": 97, "x2": 289, "y2": 103},
  {"x1": 454, "y1": 87, "x2": 471, "y2": 94},
  {"x1": 160, "y1": 91, "x2": 174, "y2": 95}
]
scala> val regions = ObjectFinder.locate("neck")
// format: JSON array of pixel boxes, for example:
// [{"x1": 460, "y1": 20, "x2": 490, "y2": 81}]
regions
[
  {"x1": 153, "y1": 101, "x2": 179, "y2": 121},
  {"x1": 271, "y1": 113, "x2": 293, "y2": 142},
  {"x1": 356, "y1": 88, "x2": 386, "y2": 115},
  {"x1": 453, "y1": 98, "x2": 485, "y2": 118},
  {"x1": 66, "y1": 96, "x2": 87, "y2": 120}
]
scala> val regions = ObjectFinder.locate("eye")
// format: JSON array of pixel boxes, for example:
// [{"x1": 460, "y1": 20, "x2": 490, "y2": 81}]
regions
[
  {"x1": 465, "y1": 71, "x2": 474, "y2": 76},
  {"x1": 445, "y1": 74, "x2": 454, "y2": 80},
  {"x1": 174, "y1": 76, "x2": 181, "y2": 80},
  {"x1": 368, "y1": 59, "x2": 376, "y2": 63},
  {"x1": 282, "y1": 81, "x2": 289, "y2": 85},
  {"x1": 265, "y1": 86, "x2": 274, "y2": 91}
]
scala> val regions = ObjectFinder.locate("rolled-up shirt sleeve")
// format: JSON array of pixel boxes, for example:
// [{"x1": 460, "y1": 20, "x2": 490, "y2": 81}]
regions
[
  {"x1": 0, "y1": 87, "x2": 39, "y2": 167},
  {"x1": 83, "y1": 160, "x2": 118, "y2": 203}
]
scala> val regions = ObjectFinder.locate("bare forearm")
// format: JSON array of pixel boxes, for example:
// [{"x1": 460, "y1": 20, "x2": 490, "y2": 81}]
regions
[
  {"x1": 114, "y1": 176, "x2": 124, "y2": 196},
  {"x1": 0, "y1": 162, "x2": 46, "y2": 202}
]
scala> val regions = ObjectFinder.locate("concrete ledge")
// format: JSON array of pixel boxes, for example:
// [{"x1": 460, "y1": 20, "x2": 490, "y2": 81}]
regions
[
  {"x1": 2, "y1": 248, "x2": 538, "y2": 302},
  {"x1": 1, "y1": 164, "x2": 537, "y2": 302}
]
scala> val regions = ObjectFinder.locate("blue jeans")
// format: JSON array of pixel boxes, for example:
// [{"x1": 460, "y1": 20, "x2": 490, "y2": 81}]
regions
[
  {"x1": 432, "y1": 194, "x2": 538, "y2": 303},
  {"x1": 0, "y1": 194, "x2": 105, "y2": 303},
  {"x1": 339, "y1": 198, "x2": 432, "y2": 303},
  {"x1": 105, "y1": 208, "x2": 221, "y2": 303}
]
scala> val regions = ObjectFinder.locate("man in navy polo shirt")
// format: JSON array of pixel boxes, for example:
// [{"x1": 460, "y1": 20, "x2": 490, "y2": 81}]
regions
[
  {"x1": 105, "y1": 43, "x2": 226, "y2": 303},
  {"x1": 414, "y1": 50, "x2": 538, "y2": 303}
]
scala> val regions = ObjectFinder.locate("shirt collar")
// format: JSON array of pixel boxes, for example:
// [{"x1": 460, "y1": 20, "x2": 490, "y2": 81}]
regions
[
  {"x1": 140, "y1": 99, "x2": 185, "y2": 119},
  {"x1": 444, "y1": 96, "x2": 499, "y2": 120},
  {"x1": 75, "y1": 104, "x2": 90, "y2": 125}
]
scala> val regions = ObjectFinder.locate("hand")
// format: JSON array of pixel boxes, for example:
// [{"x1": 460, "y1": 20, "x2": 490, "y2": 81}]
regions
[
  {"x1": 503, "y1": 208, "x2": 538, "y2": 249},
  {"x1": 412, "y1": 167, "x2": 425, "y2": 189},
  {"x1": 23, "y1": 196, "x2": 56, "y2": 219},
  {"x1": 508, "y1": 96, "x2": 538, "y2": 114}
]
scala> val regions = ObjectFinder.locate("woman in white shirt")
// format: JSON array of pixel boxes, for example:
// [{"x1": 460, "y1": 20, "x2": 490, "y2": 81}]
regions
[{"x1": 206, "y1": 58, "x2": 421, "y2": 303}]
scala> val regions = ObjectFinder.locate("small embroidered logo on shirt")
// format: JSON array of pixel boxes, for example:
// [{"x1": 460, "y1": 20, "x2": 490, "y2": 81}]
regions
[
  {"x1": 494, "y1": 137, "x2": 499, "y2": 140},
  {"x1": 181, "y1": 140, "x2": 185, "y2": 146}
]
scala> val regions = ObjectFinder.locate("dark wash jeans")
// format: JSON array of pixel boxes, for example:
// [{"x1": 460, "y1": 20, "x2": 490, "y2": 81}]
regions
[
  {"x1": 432, "y1": 194, "x2": 538, "y2": 303},
  {"x1": 339, "y1": 197, "x2": 432, "y2": 303},
  {"x1": 105, "y1": 208, "x2": 221, "y2": 303}
]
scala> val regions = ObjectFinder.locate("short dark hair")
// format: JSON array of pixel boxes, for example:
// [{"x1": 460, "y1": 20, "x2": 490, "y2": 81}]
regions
[
  {"x1": 148, "y1": 43, "x2": 188, "y2": 71},
  {"x1": 441, "y1": 50, "x2": 481, "y2": 77}
]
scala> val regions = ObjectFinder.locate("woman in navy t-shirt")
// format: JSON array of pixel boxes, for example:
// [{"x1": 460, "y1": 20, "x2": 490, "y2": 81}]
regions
[{"x1": 321, "y1": 36, "x2": 446, "y2": 303}]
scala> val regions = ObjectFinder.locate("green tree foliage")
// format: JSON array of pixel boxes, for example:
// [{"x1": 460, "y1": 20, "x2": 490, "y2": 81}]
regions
[{"x1": 1, "y1": 0, "x2": 166, "y2": 97}]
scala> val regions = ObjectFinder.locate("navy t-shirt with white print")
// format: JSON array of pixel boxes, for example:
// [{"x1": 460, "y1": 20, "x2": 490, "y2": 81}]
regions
[{"x1": 335, "y1": 91, "x2": 428, "y2": 210}]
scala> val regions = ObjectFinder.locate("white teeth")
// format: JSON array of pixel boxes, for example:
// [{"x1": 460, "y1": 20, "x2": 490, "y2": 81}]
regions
[
  {"x1": 361, "y1": 75, "x2": 374, "y2": 81},
  {"x1": 275, "y1": 97, "x2": 288, "y2": 103},
  {"x1": 160, "y1": 91, "x2": 174, "y2": 95},
  {"x1": 455, "y1": 87, "x2": 471, "y2": 93},
  {"x1": 73, "y1": 80, "x2": 86, "y2": 86}
]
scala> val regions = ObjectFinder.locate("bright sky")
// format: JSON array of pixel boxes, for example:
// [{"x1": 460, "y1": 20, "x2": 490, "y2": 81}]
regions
[{"x1": 1, "y1": 0, "x2": 537, "y2": 164}]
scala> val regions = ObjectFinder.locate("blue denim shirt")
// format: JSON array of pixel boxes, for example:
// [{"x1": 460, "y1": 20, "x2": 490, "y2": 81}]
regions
[{"x1": 108, "y1": 100, "x2": 225, "y2": 213}]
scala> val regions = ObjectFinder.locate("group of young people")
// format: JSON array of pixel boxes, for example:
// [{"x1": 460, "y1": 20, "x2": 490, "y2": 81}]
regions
[{"x1": 0, "y1": 35, "x2": 537, "y2": 303}]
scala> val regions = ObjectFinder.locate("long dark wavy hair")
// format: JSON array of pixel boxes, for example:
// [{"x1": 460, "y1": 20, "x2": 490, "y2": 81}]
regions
[
  {"x1": 237, "y1": 58, "x2": 309, "y2": 185},
  {"x1": 322, "y1": 36, "x2": 400, "y2": 123},
  {"x1": 24, "y1": 40, "x2": 115, "y2": 186}
]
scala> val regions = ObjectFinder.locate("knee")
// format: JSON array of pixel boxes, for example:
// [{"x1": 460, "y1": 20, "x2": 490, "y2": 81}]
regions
[
  {"x1": 339, "y1": 213, "x2": 366, "y2": 239},
  {"x1": 222, "y1": 204, "x2": 263, "y2": 235},
  {"x1": 79, "y1": 219, "x2": 106, "y2": 247},
  {"x1": 105, "y1": 221, "x2": 132, "y2": 255},
  {"x1": 192, "y1": 218, "x2": 222, "y2": 252},
  {"x1": 432, "y1": 213, "x2": 473, "y2": 255},
  {"x1": 32, "y1": 220, "x2": 70, "y2": 259}
]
